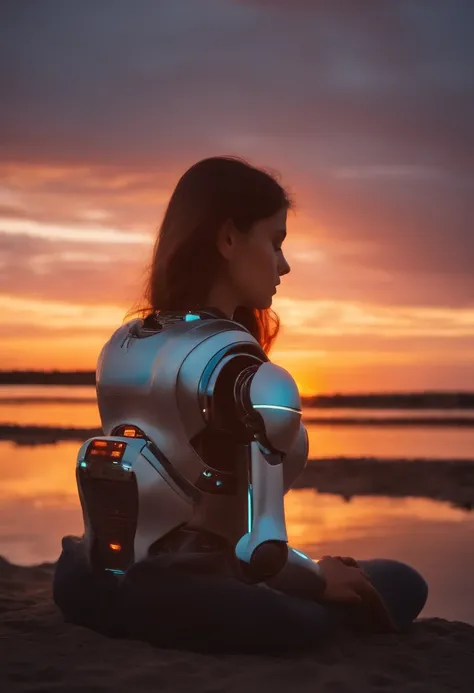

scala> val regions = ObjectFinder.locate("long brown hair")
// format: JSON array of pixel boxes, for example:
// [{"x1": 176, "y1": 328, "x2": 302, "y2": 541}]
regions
[{"x1": 128, "y1": 156, "x2": 294, "y2": 354}]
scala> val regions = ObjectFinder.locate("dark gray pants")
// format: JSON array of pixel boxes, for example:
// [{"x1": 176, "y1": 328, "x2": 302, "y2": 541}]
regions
[{"x1": 53, "y1": 537, "x2": 428, "y2": 655}]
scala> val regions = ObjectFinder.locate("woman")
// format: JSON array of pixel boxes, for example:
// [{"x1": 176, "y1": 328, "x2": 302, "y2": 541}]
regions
[{"x1": 53, "y1": 156, "x2": 428, "y2": 654}]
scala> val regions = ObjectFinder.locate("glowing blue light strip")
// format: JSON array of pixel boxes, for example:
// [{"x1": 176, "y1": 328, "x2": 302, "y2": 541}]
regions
[
  {"x1": 292, "y1": 548, "x2": 310, "y2": 561},
  {"x1": 247, "y1": 484, "x2": 253, "y2": 531},
  {"x1": 252, "y1": 404, "x2": 302, "y2": 414}
]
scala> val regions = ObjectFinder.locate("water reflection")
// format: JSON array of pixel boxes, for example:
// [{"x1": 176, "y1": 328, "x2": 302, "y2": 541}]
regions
[
  {"x1": 2, "y1": 392, "x2": 474, "y2": 460},
  {"x1": 305, "y1": 422, "x2": 474, "y2": 460},
  {"x1": 0, "y1": 402, "x2": 100, "y2": 428},
  {"x1": 0, "y1": 441, "x2": 473, "y2": 624},
  {"x1": 304, "y1": 406, "x2": 474, "y2": 420},
  {"x1": 0, "y1": 385, "x2": 95, "y2": 400}
]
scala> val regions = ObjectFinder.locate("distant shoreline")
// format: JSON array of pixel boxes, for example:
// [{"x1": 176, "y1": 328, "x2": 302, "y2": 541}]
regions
[
  {"x1": 1, "y1": 422, "x2": 473, "y2": 510},
  {"x1": 0, "y1": 371, "x2": 473, "y2": 408},
  {"x1": 1, "y1": 415, "x2": 473, "y2": 449}
]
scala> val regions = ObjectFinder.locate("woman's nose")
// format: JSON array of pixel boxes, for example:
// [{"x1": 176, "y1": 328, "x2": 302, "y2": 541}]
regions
[{"x1": 279, "y1": 256, "x2": 291, "y2": 276}]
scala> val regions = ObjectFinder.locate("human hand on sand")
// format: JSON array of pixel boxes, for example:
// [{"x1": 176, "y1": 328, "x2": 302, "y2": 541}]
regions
[{"x1": 317, "y1": 555, "x2": 398, "y2": 633}]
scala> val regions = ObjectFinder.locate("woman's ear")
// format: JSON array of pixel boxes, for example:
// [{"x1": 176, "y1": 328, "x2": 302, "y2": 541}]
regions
[{"x1": 216, "y1": 218, "x2": 238, "y2": 260}]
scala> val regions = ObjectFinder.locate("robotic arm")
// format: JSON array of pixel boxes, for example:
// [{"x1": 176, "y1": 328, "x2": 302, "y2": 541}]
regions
[
  {"x1": 232, "y1": 361, "x2": 297, "y2": 578},
  {"x1": 231, "y1": 362, "x2": 327, "y2": 597}
]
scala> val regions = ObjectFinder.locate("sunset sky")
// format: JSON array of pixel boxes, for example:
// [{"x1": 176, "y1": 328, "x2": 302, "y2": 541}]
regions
[{"x1": 1, "y1": 0, "x2": 473, "y2": 394}]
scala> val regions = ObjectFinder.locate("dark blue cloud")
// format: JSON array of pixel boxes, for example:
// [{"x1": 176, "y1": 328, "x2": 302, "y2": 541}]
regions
[{"x1": 1, "y1": 0, "x2": 473, "y2": 168}]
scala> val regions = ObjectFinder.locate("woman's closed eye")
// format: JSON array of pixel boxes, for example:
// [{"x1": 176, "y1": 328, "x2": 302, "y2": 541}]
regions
[{"x1": 272, "y1": 228, "x2": 286, "y2": 253}]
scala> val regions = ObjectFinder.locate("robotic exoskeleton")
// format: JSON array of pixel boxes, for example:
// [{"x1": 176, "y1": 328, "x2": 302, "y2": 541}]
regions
[{"x1": 76, "y1": 308, "x2": 327, "y2": 596}]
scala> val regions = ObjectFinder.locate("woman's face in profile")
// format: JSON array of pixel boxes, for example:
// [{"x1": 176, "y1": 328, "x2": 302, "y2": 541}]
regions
[{"x1": 223, "y1": 207, "x2": 291, "y2": 310}]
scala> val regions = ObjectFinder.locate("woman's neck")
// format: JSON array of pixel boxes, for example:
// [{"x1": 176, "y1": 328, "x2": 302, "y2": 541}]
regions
[{"x1": 204, "y1": 283, "x2": 238, "y2": 320}]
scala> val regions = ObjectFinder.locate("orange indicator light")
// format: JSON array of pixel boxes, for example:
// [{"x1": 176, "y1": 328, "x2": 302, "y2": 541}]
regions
[{"x1": 109, "y1": 543, "x2": 121, "y2": 552}]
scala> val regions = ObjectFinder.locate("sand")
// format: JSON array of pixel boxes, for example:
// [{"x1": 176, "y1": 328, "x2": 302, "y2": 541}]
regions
[{"x1": 2, "y1": 557, "x2": 474, "y2": 693}]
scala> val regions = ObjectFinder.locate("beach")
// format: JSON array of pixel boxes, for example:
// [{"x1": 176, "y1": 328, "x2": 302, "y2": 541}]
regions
[
  {"x1": 1, "y1": 555, "x2": 474, "y2": 692},
  {"x1": 2, "y1": 418, "x2": 474, "y2": 690}
]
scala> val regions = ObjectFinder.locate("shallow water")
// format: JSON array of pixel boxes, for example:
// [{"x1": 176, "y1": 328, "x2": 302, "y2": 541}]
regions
[
  {"x1": 2, "y1": 385, "x2": 473, "y2": 459},
  {"x1": 1, "y1": 386, "x2": 473, "y2": 625},
  {"x1": 0, "y1": 440, "x2": 473, "y2": 625}
]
